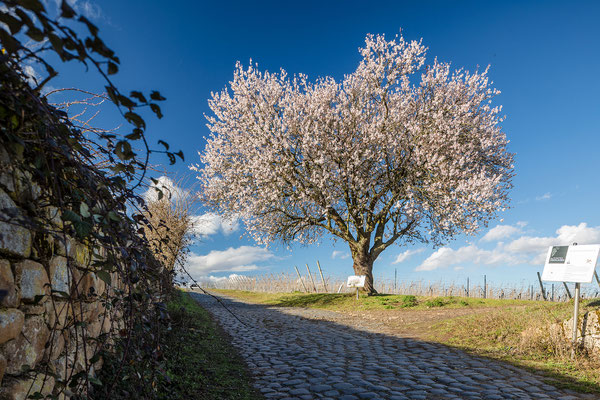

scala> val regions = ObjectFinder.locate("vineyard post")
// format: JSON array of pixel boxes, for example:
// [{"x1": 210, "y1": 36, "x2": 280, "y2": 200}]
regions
[
  {"x1": 306, "y1": 264, "x2": 318, "y2": 292},
  {"x1": 294, "y1": 266, "x2": 308, "y2": 292},
  {"x1": 563, "y1": 282, "x2": 572, "y2": 299},
  {"x1": 316, "y1": 260, "x2": 328, "y2": 292},
  {"x1": 537, "y1": 272, "x2": 547, "y2": 300}
]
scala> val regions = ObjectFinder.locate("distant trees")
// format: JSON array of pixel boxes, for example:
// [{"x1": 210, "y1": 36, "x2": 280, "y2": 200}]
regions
[{"x1": 194, "y1": 33, "x2": 514, "y2": 294}]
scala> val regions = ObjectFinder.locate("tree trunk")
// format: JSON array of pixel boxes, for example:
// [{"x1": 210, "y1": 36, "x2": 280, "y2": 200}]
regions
[{"x1": 350, "y1": 241, "x2": 377, "y2": 295}]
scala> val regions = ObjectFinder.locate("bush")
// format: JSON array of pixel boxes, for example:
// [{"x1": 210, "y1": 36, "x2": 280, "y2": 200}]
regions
[
  {"x1": 401, "y1": 295, "x2": 418, "y2": 308},
  {"x1": 425, "y1": 297, "x2": 448, "y2": 307}
]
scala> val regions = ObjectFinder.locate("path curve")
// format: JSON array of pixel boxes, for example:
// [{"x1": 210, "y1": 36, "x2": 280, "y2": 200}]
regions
[{"x1": 190, "y1": 292, "x2": 591, "y2": 400}]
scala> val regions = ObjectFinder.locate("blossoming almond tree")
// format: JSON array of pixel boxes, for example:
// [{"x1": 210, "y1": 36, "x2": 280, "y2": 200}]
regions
[{"x1": 193, "y1": 33, "x2": 514, "y2": 294}]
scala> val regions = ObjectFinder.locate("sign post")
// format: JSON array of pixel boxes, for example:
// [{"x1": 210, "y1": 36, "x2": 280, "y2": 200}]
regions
[
  {"x1": 347, "y1": 275, "x2": 366, "y2": 300},
  {"x1": 541, "y1": 243, "x2": 600, "y2": 358}
]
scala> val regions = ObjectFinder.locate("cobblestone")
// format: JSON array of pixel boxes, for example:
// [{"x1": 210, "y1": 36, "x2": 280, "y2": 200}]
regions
[{"x1": 190, "y1": 292, "x2": 593, "y2": 399}]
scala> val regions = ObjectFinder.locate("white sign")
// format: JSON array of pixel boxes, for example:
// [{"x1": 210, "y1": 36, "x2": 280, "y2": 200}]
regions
[
  {"x1": 541, "y1": 244, "x2": 600, "y2": 283},
  {"x1": 347, "y1": 275, "x2": 366, "y2": 288}
]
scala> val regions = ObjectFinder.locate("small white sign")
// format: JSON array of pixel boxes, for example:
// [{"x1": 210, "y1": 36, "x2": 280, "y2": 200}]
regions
[
  {"x1": 347, "y1": 275, "x2": 366, "y2": 288},
  {"x1": 541, "y1": 244, "x2": 600, "y2": 283}
]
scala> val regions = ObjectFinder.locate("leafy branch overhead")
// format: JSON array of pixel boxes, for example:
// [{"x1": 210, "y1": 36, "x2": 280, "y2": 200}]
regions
[
  {"x1": 0, "y1": 0, "x2": 189, "y2": 397},
  {"x1": 0, "y1": 0, "x2": 183, "y2": 186}
]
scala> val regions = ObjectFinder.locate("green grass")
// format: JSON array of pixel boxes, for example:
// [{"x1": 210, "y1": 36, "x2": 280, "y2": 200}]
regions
[
  {"x1": 214, "y1": 289, "x2": 534, "y2": 311},
  {"x1": 156, "y1": 290, "x2": 262, "y2": 400}
]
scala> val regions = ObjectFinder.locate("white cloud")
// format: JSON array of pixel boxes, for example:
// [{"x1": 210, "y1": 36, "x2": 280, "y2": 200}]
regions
[
  {"x1": 480, "y1": 224, "x2": 523, "y2": 242},
  {"x1": 535, "y1": 192, "x2": 552, "y2": 201},
  {"x1": 505, "y1": 223, "x2": 600, "y2": 255},
  {"x1": 185, "y1": 246, "x2": 274, "y2": 276},
  {"x1": 416, "y1": 223, "x2": 600, "y2": 271},
  {"x1": 50, "y1": 0, "x2": 103, "y2": 20},
  {"x1": 195, "y1": 274, "x2": 246, "y2": 283},
  {"x1": 392, "y1": 248, "x2": 424, "y2": 264},
  {"x1": 416, "y1": 245, "x2": 519, "y2": 271},
  {"x1": 191, "y1": 213, "x2": 240, "y2": 237},
  {"x1": 454, "y1": 266, "x2": 464, "y2": 271},
  {"x1": 331, "y1": 250, "x2": 350, "y2": 260},
  {"x1": 144, "y1": 176, "x2": 190, "y2": 203}
]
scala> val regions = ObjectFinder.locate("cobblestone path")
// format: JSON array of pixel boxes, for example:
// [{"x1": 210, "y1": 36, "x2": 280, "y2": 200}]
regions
[{"x1": 189, "y1": 292, "x2": 592, "y2": 400}]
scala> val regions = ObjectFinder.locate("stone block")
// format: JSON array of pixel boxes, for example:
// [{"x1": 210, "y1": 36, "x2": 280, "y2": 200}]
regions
[
  {"x1": 49, "y1": 256, "x2": 70, "y2": 294},
  {"x1": 44, "y1": 300, "x2": 71, "y2": 329},
  {"x1": 0, "y1": 189, "x2": 31, "y2": 258},
  {"x1": 67, "y1": 240, "x2": 90, "y2": 268},
  {"x1": 4, "y1": 316, "x2": 50, "y2": 374},
  {"x1": 50, "y1": 354, "x2": 74, "y2": 381},
  {"x1": 87, "y1": 319, "x2": 102, "y2": 340},
  {"x1": 0, "y1": 147, "x2": 14, "y2": 193},
  {"x1": 12, "y1": 169, "x2": 41, "y2": 203},
  {"x1": 0, "y1": 354, "x2": 6, "y2": 385},
  {"x1": 14, "y1": 260, "x2": 49, "y2": 303},
  {"x1": 72, "y1": 269, "x2": 105, "y2": 297},
  {"x1": 18, "y1": 304, "x2": 44, "y2": 315},
  {"x1": 0, "y1": 373, "x2": 55, "y2": 400},
  {"x1": 0, "y1": 260, "x2": 19, "y2": 307},
  {"x1": 0, "y1": 309, "x2": 24, "y2": 345},
  {"x1": 43, "y1": 331, "x2": 65, "y2": 361}
]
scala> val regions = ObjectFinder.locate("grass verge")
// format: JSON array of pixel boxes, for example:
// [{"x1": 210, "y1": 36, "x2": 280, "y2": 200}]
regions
[
  {"x1": 216, "y1": 289, "x2": 600, "y2": 394},
  {"x1": 155, "y1": 290, "x2": 262, "y2": 399}
]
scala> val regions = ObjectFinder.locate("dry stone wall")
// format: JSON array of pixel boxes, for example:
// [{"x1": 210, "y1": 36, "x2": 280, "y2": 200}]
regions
[{"x1": 0, "y1": 150, "x2": 122, "y2": 400}]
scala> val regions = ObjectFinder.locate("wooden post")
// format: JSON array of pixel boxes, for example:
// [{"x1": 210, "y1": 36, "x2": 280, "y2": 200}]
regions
[
  {"x1": 551, "y1": 284, "x2": 555, "y2": 302},
  {"x1": 316, "y1": 261, "x2": 328, "y2": 292},
  {"x1": 294, "y1": 266, "x2": 308, "y2": 293},
  {"x1": 337, "y1": 283, "x2": 344, "y2": 293},
  {"x1": 563, "y1": 282, "x2": 572, "y2": 299},
  {"x1": 466, "y1": 278, "x2": 469, "y2": 298},
  {"x1": 306, "y1": 263, "x2": 318, "y2": 292},
  {"x1": 537, "y1": 272, "x2": 547, "y2": 301}
]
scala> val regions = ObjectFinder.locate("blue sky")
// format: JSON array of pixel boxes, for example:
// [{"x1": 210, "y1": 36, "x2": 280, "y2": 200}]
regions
[{"x1": 45, "y1": 0, "x2": 600, "y2": 290}]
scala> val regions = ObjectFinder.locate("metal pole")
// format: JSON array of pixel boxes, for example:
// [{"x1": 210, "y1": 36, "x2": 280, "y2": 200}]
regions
[
  {"x1": 537, "y1": 272, "x2": 547, "y2": 301},
  {"x1": 294, "y1": 266, "x2": 308, "y2": 293},
  {"x1": 306, "y1": 263, "x2": 318, "y2": 292},
  {"x1": 483, "y1": 275, "x2": 487, "y2": 299},
  {"x1": 316, "y1": 261, "x2": 328, "y2": 292},
  {"x1": 572, "y1": 282, "x2": 581, "y2": 359},
  {"x1": 595, "y1": 271, "x2": 600, "y2": 289}
]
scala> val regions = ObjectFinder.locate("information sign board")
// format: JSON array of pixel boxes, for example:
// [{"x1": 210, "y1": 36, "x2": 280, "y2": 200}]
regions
[
  {"x1": 541, "y1": 244, "x2": 600, "y2": 283},
  {"x1": 346, "y1": 275, "x2": 366, "y2": 288}
]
